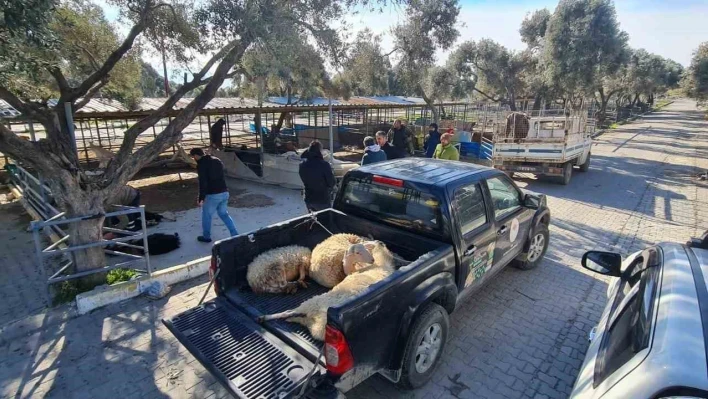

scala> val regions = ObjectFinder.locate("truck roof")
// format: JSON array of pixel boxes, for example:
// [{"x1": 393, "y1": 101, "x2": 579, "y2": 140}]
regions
[{"x1": 353, "y1": 158, "x2": 495, "y2": 186}]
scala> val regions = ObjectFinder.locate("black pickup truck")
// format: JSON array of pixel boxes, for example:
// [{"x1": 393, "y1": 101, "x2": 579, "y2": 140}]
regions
[{"x1": 163, "y1": 158, "x2": 551, "y2": 398}]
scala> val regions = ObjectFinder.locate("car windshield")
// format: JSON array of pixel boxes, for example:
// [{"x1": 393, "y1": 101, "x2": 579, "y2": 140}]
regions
[{"x1": 339, "y1": 176, "x2": 443, "y2": 234}]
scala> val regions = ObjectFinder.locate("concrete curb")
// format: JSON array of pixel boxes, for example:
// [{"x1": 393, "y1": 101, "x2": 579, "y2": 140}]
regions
[{"x1": 75, "y1": 256, "x2": 211, "y2": 315}]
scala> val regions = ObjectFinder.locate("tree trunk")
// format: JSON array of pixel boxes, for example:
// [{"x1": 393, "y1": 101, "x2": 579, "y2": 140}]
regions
[
  {"x1": 532, "y1": 96, "x2": 542, "y2": 111},
  {"x1": 421, "y1": 92, "x2": 439, "y2": 123},
  {"x1": 52, "y1": 178, "x2": 108, "y2": 288}
]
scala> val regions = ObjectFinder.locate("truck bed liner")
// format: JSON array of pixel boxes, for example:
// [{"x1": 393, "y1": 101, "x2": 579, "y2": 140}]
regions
[
  {"x1": 225, "y1": 281, "x2": 330, "y2": 357},
  {"x1": 163, "y1": 297, "x2": 322, "y2": 399}
]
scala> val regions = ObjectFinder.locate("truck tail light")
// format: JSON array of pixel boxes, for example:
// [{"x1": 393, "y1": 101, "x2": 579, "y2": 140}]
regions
[
  {"x1": 324, "y1": 325, "x2": 354, "y2": 375},
  {"x1": 209, "y1": 256, "x2": 220, "y2": 295},
  {"x1": 372, "y1": 175, "x2": 404, "y2": 187}
]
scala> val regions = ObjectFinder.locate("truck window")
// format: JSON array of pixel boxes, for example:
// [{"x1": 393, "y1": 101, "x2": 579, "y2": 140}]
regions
[
  {"x1": 339, "y1": 177, "x2": 442, "y2": 233},
  {"x1": 486, "y1": 176, "x2": 521, "y2": 220},
  {"x1": 453, "y1": 183, "x2": 487, "y2": 234}
]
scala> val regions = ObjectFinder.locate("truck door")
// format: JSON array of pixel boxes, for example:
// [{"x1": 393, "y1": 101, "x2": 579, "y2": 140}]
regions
[
  {"x1": 483, "y1": 175, "x2": 534, "y2": 268},
  {"x1": 450, "y1": 181, "x2": 497, "y2": 295}
]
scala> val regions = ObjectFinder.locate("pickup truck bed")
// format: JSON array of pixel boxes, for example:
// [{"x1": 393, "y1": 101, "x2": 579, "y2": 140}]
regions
[{"x1": 164, "y1": 209, "x2": 451, "y2": 398}]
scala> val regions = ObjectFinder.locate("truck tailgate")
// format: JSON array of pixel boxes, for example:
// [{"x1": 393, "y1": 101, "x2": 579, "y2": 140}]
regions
[{"x1": 162, "y1": 297, "x2": 323, "y2": 399}]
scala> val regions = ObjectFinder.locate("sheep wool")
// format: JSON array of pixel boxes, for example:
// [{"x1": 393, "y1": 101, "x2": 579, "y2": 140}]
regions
[
  {"x1": 309, "y1": 233, "x2": 366, "y2": 288},
  {"x1": 246, "y1": 245, "x2": 312, "y2": 294},
  {"x1": 286, "y1": 241, "x2": 396, "y2": 340}
]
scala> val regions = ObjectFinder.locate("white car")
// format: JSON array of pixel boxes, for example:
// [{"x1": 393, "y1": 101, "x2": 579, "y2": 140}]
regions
[{"x1": 571, "y1": 232, "x2": 708, "y2": 398}]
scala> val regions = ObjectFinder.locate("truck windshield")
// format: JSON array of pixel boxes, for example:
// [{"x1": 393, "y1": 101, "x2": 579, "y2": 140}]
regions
[{"x1": 339, "y1": 177, "x2": 443, "y2": 233}]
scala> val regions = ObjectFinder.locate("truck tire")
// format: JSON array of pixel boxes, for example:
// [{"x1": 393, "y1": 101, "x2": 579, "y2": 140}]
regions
[
  {"x1": 514, "y1": 223, "x2": 549, "y2": 270},
  {"x1": 559, "y1": 162, "x2": 572, "y2": 185},
  {"x1": 579, "y1": 152, "x2": 591, "y2": 172},
  {"x1": 397, "y1": 303, "x2": 449, "y2": 390}
]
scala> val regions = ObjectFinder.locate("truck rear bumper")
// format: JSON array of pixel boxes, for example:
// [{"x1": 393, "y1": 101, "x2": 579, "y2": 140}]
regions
[{"x1": 497, "y1": 163, "x2": 565, "y2": 176}]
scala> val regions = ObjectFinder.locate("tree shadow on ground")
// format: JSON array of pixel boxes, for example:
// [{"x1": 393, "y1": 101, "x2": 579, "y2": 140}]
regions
[
  {"x1": 0, "y1": 276, "x2": 227, "y2": 398},
  {"x1": 348, "y1": 219, "x2": 634, "y2": 399},
  {"x1": 516, "y1": 154, "x2": 688, "y2": 222}
]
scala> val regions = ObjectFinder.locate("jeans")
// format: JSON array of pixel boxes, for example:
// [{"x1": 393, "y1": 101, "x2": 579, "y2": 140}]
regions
[{"x1": 202, "y1": 192, "x2": 238, "y2": 239}]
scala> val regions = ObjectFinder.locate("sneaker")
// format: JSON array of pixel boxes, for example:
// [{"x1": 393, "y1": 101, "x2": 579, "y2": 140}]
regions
[{"x1": 197, "y1": 236, "x2": 212, "y2": 243}]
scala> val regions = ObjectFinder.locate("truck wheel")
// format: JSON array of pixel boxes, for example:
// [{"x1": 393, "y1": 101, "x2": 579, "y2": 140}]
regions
[
  {"x1": 559, "y1": 162, "x2": 572, "y2": 185},
  {"x1": 397, "y1": 303, "x2": 449, "y2": 390},
  {"x1": 514, "y1": 223, "x2": 549, "y2": 270},
  {"x1": 579, "y1": 152, "x2": 591, "y2": 172}
]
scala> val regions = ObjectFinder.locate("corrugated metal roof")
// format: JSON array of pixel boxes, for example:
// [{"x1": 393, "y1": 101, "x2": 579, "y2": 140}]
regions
[{"x1": 1, "y1": 96, "x2": 460, "y2": 119}]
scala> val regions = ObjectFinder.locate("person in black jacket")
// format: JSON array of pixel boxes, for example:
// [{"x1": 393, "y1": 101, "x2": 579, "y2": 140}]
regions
[
  {"x1": 189, "y1": 148, "x2": 238, "y2": 243},
  {"x1": 299, "y1": 141, "x2": 335, "y2": 212},
  {"x1": 376, "y1": 130, "x2": 399, "y2": 160},
  {"x1": 209, "y1": 118, "x2": 226, "y2": 150}
]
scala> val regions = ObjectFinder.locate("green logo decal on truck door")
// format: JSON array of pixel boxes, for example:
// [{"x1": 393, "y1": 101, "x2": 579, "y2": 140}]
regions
[{"x1": 464, "y1": 242, "x2": 497, "y2": 288}]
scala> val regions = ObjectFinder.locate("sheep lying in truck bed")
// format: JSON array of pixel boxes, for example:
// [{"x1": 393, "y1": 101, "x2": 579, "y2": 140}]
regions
[
  {"x1": 246, "y1": 245, "x2": 312, "y2": 294},
  {"x1": 309, "y1": 233, "x2": 367, "y2": 288},
  {"x1": 258, "y1": 241, "x2": 395, "y2": 340}
]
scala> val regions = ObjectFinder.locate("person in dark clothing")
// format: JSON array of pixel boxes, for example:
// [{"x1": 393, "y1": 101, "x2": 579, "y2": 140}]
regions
[
  {"x1": 361, "y1": 136, "x2": 387, "y2": 166},
  {"x1": 424, "y1": 123, "x2": 441, "y2": 158},
  {"x1": 189, "y1": 148, "x2": 238, "y2": 243},
  {"x1": 209, "y1": 119, "x2": 226, "y2": 150},
  {"x1": 299, "y1": 141, "x2": 335, "y2": 212},
  {"x1": 376, "y1": 130, "x2": 399, "y2": 160},
  {"x1": 387, "y1": 119, "x2": 410, "y2": 158}
]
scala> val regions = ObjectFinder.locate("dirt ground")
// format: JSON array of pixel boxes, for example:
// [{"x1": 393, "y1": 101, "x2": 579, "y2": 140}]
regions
[{"x1": 129, "y1": 171, "x2": 275, "y2": 213}]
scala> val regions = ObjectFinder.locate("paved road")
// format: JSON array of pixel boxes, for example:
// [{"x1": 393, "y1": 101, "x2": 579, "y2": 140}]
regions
[{"x1": 0, "y1": 99, "x2": 706, "y2": 399}]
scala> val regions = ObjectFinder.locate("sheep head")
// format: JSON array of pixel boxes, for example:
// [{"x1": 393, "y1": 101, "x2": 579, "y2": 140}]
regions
[{"x1": 343, "y1": 243, "x2": 375, "y2": 275}]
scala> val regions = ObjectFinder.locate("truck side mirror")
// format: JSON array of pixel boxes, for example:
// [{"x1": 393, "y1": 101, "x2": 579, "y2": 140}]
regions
[
  {"x1": 523, "y1": 194, "x2": 539, "y2": 209},
  {"x1": 582, "y1": 251, "x2": 622, "y2": 277}
]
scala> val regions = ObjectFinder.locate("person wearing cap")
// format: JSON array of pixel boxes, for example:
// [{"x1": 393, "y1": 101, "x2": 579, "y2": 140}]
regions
[
  {"x1": 189, "y1": 148, "x2": 238, "y2": 243},
  {"x1": 433, "y1": 133, "x2": 460, "y2": 161},
  {"x1": 424, "y1": 123, "x2": 441, "y2": 158},
  {"x1": 361, "y1": 136, "x2": 387, "y2": 166},
  {"x1": 299, "y1": 141, "x2": 335, "y2": 212}
]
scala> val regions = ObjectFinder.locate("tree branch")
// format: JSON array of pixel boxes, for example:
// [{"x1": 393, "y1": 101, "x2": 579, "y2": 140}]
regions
[
  {"x1": 383, "y1": 47, "x2": 399, "y2": 57},
  {"x1": 0, "y1": 86, "x2": 49, "y2": 123},
  {"x1": 75, "y1": 79, "x2": 109, "y2": 111},
  {"x1": 64, "y1": 3, "x2": 152, "y2": 103},
  {"x1": 0, "y1": 123, "x2": 56, "y2": 171},
  {"x1": 473, "y1": 87, "x2": 503, "y2": 103},
  {"x1": 108, "y1": 40, "x2": 251, "y2": 187}
]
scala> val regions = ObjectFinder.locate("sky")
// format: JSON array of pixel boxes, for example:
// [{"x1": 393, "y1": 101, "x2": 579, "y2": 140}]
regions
[{"x1": 98, "y1": 0, "x2": 708, "y2": 81}]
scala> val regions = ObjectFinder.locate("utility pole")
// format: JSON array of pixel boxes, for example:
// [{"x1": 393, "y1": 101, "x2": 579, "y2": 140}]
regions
[{"x1": 161, "y1": 40, "x2": 170, "y2": 95}]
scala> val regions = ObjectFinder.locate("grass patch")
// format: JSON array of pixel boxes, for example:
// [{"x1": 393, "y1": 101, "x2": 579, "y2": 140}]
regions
[
  {"x1": 52, "y1": 280, "x2": 98, "y2": 305},
  {"x1": 107, "y1": 268, "x2": 138, "y2": 285},
  {"x1": 609, "y1": 123, "x2": 619, "y2": 129}
]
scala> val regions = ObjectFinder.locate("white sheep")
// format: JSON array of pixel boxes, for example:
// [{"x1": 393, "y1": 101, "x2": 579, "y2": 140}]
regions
[
  {"x1": 246, "y1": 245, "x2": 312, "y2": 294},
  {"x1": 309, "y1": 233, "x2": 367, "y2": 288},
  {"x1": 258, "y1": 241, "x2": 395, "y2": 340}
]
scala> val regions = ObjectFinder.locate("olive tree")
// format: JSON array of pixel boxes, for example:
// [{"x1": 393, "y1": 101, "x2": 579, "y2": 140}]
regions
[
  {"x1": 542, "y1": 0, "x2": 629, "y2": 107},
  {"x1": 0, "y1": 0, "x2": 376, "y2": 284},
  {"x1": 682, "y1": 42, "x2": 708, "y2": 101},
  {"x1": 391, "y1": 0, "x2": 460, "y2": 122}
]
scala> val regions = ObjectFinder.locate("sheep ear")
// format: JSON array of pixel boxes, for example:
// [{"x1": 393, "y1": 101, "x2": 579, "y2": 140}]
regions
[{"x1": 362, "y1": 242, "x2": 376, "y2": 251}]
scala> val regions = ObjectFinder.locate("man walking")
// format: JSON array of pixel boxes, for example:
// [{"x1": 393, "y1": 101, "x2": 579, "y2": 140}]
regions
[
  {"x1": 189, "y1": 148, "x2": 238, "y2": 243},
  {"x1": 299, "y1": 141, "x2": 335, "y2": 212}
]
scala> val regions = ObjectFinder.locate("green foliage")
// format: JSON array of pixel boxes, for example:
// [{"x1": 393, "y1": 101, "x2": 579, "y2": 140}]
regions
[
  {"x1": 106, "y1": 268, "x2": 137, "y2": 285},
  {"x1": 340, "y1": 29, "x2": 392, "y2": 96},
  {"x1": 542, "y1": 0, "x2": 629, "y2": 97},
  {"x1": 449, "y1": 39, "x2": 532, "y2": 108},
  {"x1": 683, "y1": 42, "x2": 708, "y2": 101},
  {"x1": 519, "y1": 9, "x2": 550, "y2": 51},
  {"x1": 1, "y1": 0, "x2": 144, "y2": 107},
  {"x1": 392, "y1": 0, "x2": 460, "y2": 119}
]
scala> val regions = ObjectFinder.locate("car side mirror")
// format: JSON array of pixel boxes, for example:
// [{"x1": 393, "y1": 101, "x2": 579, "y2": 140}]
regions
[
  {"x1": 582, "y1": 251, "x2": 622, "y2": 277},
  {"x1": 523, "y1": 194, "x2": 539, "y2": 209}
]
